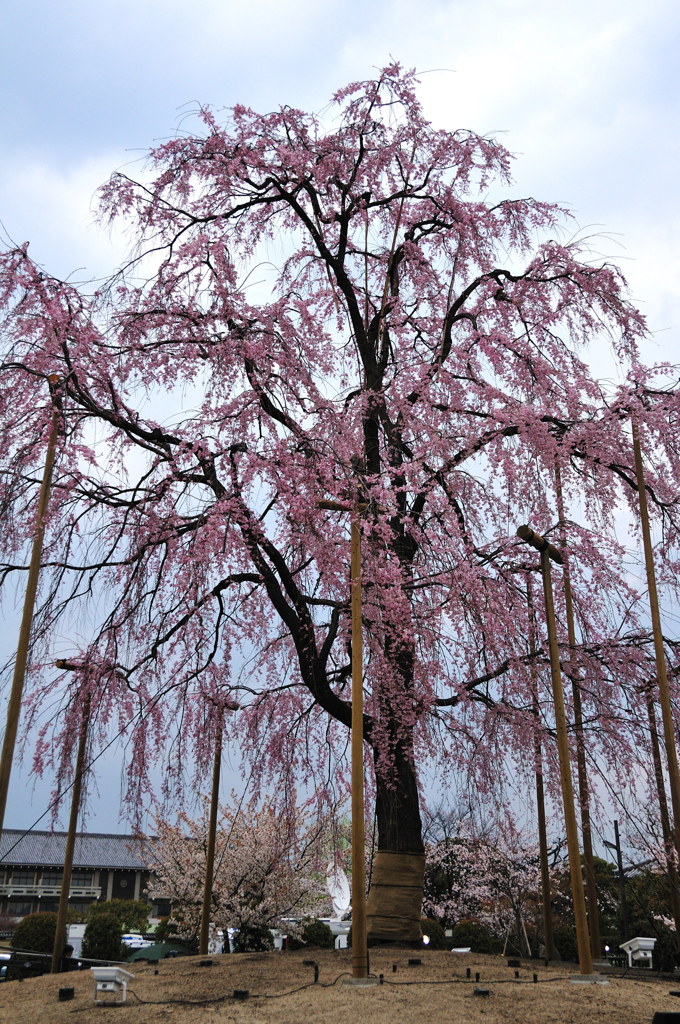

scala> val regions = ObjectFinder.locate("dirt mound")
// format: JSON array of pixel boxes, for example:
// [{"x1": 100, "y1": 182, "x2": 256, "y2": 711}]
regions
[{"x1": 0, "y1": 947, "x2": 674, "y2": 1023}]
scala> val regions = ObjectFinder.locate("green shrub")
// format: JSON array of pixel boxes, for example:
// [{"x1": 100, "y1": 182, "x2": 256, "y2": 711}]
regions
[
  {"x1": 153, "y1": 916, "x2": 179, "y2": 944},
  {"x1": 233, "y1": 923, "x2": 274, "y2": 952},
  {"x1": 652, "y1": 928, "x2": 680, "y2": 972},
  {"x1": 11, "y1": 912, "x2": 57, "y2": 954},
  {"x1": 288, "y1": 919, "x2": 335, "y2": 950},
  {"x1": 553, "y1": 924, "x2": 579, "y2": 962},
  {"x1": 87, "y1": 898, "x2": 150, "y2": 933},
  {"x1": 450, "y1": 920, "x2": 499, "y2": 954},
  {"x1": 421, "y1": 917, "x2": 448, "y2": 950},
  {"x1": 82, "y1": 912, "x2": 125, "y2": 961}
]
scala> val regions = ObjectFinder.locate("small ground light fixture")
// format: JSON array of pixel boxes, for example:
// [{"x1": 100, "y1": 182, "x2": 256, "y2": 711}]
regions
[{"x1": 91, "y1": 967, "x2": 134, "y2": 1005}]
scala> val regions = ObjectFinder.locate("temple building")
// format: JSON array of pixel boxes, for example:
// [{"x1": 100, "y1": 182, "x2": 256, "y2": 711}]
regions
[{"x1": 0, "y1": 830, "x2": 170, "y2": 921}]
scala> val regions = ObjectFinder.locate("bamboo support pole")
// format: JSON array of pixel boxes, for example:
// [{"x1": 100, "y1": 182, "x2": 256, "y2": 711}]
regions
[
  {"x1": 554, "y1": 465, "x2": 601, "y2": 959},
  {"x1": 0, "y1": 383, "x2": 60, "y2": 834},
  {"x1": 51, "y1": 693, "x2": 91, "y2": 974},
  {"x1": 528, "y1": 579, "x2": 555, "y2": 960},
  {"x1": 539, "y1": 547, "x2": 593, "y2": 974},
  {"x1": 516, "y1": 526, "x2": 592, "y2": 975},
  {"x1": 632, "y1": 421, "x2": 680, "y2": 881},
  {"x1": 317, "y1": 498, "x2": 368, "y2": 977},
  {"x1": 613, "y1": 820, "x2": 630, "y2": 941},
  {"x1": 520, "y1": 917, "x2": 532, "y2": 959},
  {"x1": 644, "y1": 688, "x2": 680, "y2": 942},
  {"x1": 350, "y1": 512, "x2": 368, "y2": 978},
  {"x1": 534, "y1": 737, "x2": 555, "y2": 960},
  {"x1": 199, "y1": 714, "x2": 224, "y2": 957}
]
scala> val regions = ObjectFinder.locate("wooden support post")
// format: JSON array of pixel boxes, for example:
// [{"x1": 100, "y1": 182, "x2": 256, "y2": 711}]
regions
[
  {"x1": 534, "y1": 736, "x2": 555, "y2": 960},
  {"x1": 613, "y1": 820, "x2": 630, "y2": 941},
  {"x1": 318, "y1": 498, "x2": 368, "y2": 978},
  {"x1": 350, "y1": 512, "x2": 368, "y2": 978},
  {"x1": 528, "y1": 579, "x2": 555, "y2": 961},
  {"x1": 0, "y1": 383, "x2": 60, "y2": 834},
  {"x1": 539, "y1": 546, "x2": 593, "y2": 974},
  {"x1": 51, "y1": 693, "x2": 90, "y2": 974},
  {"x1": 632, "y1": 421, "x2": 680, "y2": 896},
  {"x1": 516, "y1": 526, "x2": 593, "y2": 975},
  {"x1": 554, "y1": 464, "x2": 601, "y2": 959},
  {"x1": 199, "y1": 713, "x2": 223, "y2": 957},
  {"x1": 644, "y1": 687, "x2": 680, "y2": 943}
]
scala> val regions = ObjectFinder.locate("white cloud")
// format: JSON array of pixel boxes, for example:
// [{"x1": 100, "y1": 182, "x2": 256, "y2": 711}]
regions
[{"x1": 0, "y1": 154, "x2": 131, "y2": 282}]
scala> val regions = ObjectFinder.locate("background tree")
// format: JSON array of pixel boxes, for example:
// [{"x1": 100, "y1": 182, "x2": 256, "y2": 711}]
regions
[
  {"x1": 422, "y1": 809, "x2": 553, "y2": 954},
  {"x1": 147, "y1": 794, "x2": 329, "y2": 946},
  {"x1": 2, "y1": 64, "x2": 680, "y2": 941},
  {"x1": 81, "y1": 912, "x2": 126, "y2": 962},
  {"x1": 86, "y1": 899, "x2": 151, "y2": 934}
]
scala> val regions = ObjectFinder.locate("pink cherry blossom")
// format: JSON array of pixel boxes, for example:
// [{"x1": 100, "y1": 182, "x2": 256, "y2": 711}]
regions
[{"x1": 0, "y1": 66, "x2": 678, "y2": 896}]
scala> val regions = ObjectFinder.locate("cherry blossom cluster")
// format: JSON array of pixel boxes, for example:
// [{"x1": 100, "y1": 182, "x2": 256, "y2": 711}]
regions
[{"x1": 146, "y1": 793, "x2": 332, "y2": 942}]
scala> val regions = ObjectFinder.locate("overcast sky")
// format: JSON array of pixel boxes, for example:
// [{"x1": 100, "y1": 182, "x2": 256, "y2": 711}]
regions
[{"x1": 2, "y1": 0, "x2": 679, "y2": 835}]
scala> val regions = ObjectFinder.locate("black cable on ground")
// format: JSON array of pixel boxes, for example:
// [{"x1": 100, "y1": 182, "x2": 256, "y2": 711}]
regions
[
  {"x1": 127, "y1": 989, "x2": 234, "y2": 1007},
  {"x1": 382, "y1": 976, "x2": 568, "y2": 987},
  {"x1": 126, "y1": 972, "x2": 354, "y2": 1005},
  {"x1": 122, "y1": 953, "x2": 679, "y2": 1009}
]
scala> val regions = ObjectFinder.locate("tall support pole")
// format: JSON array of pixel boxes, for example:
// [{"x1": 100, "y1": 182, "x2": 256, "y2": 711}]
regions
[
  {"x1": 517, "y1": 526, "x2": 593, "y2": 976},
  {"x1": 51, "y1": 693, "x2": 91, "y2": 974},
  {"x1": 632, "y1": 421, "x2": 680, "y2": 876},
  {"x1": 539, "y1": 547, "x2": 593, "y2": 974},
  {"x1": 613, "y1": 820, "x2": 630, "y2": 941},
  {"x1": 644, "y1": 687, "x2": 680, "y2": 942},
  {"x1": 350, "y1": 512, "x2": 368, "y2": 979},
  {"x1": 317, "y1": 498, "x2": 368, "y2": 978},
  {"x1": 554, "y1": 465, "x2": 601, "y2": 959},
  {"x1": 0, "y1": 382, "x2": 60, "y2": 834},
  {"x1": 199, "y1": 713, "x2": 223, "y2": 957},
  {"x1": 528, "y1": 581, "x2": 555, "y2": 960},
  {"x1": 534, "y1": 700, "x2": 556, "y2": 961}
]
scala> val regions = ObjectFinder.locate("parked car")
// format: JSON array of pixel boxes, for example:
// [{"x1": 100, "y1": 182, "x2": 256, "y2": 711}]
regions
[{"x1": 122, "y1": 933, "x2": 153, "y2": 950}]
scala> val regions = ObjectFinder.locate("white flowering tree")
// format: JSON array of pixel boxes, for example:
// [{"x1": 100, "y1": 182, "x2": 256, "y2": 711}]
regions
[
  {"x1": 147, "y1": 794, "x2": 331, "y2": 947},
  {"x1": 422, "y1": 812, "x2": 557, "y2": 954}
]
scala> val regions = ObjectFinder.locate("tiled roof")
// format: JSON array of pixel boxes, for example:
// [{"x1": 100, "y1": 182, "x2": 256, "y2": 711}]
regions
[{"x1": 0, "y1": 830, "x2": 152, "y2": 869}]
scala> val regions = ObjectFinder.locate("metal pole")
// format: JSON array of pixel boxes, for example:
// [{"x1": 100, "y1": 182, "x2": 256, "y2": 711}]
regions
[
  {"x1": 613, "y1": 820, "x2": 630, "y2": 941},
  {"x1": 528, "y1": 580, "x2": 555, "y2": 960},
  {"x1": 631, "y1": 421, "x2": 680, "y2": 879},
  {"x1": 51, "y1": 693, "x2": 90, "y2": 974},
  {"x1": 539, "y1": 546, "x2": 593, "y2": 974},
  {"x1": 199, "y1": 713, "x2": 223, "y2": 957},
  {"x1": 0, "y1": 383, "x2": 60, "y2": 834},
  {"x1": 554, "y1": 464, "x2": 601, "y2": 959},
  {"x1": 350, "y1": 512, "x2": 368, "y2": 979}
]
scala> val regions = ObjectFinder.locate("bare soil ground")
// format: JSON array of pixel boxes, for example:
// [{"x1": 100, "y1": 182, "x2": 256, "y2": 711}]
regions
[{"x1": 0, "y1": 948, "x2": 676, "y2": 1024}]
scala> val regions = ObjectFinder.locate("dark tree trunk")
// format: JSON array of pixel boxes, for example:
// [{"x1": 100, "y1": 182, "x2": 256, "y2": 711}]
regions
[
  {"x1": 366, "y1": 735, "x2": 425, "y2": 945},
  {"x1": 374, "y1": 741, "x2": 424, "y2": 854}
]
